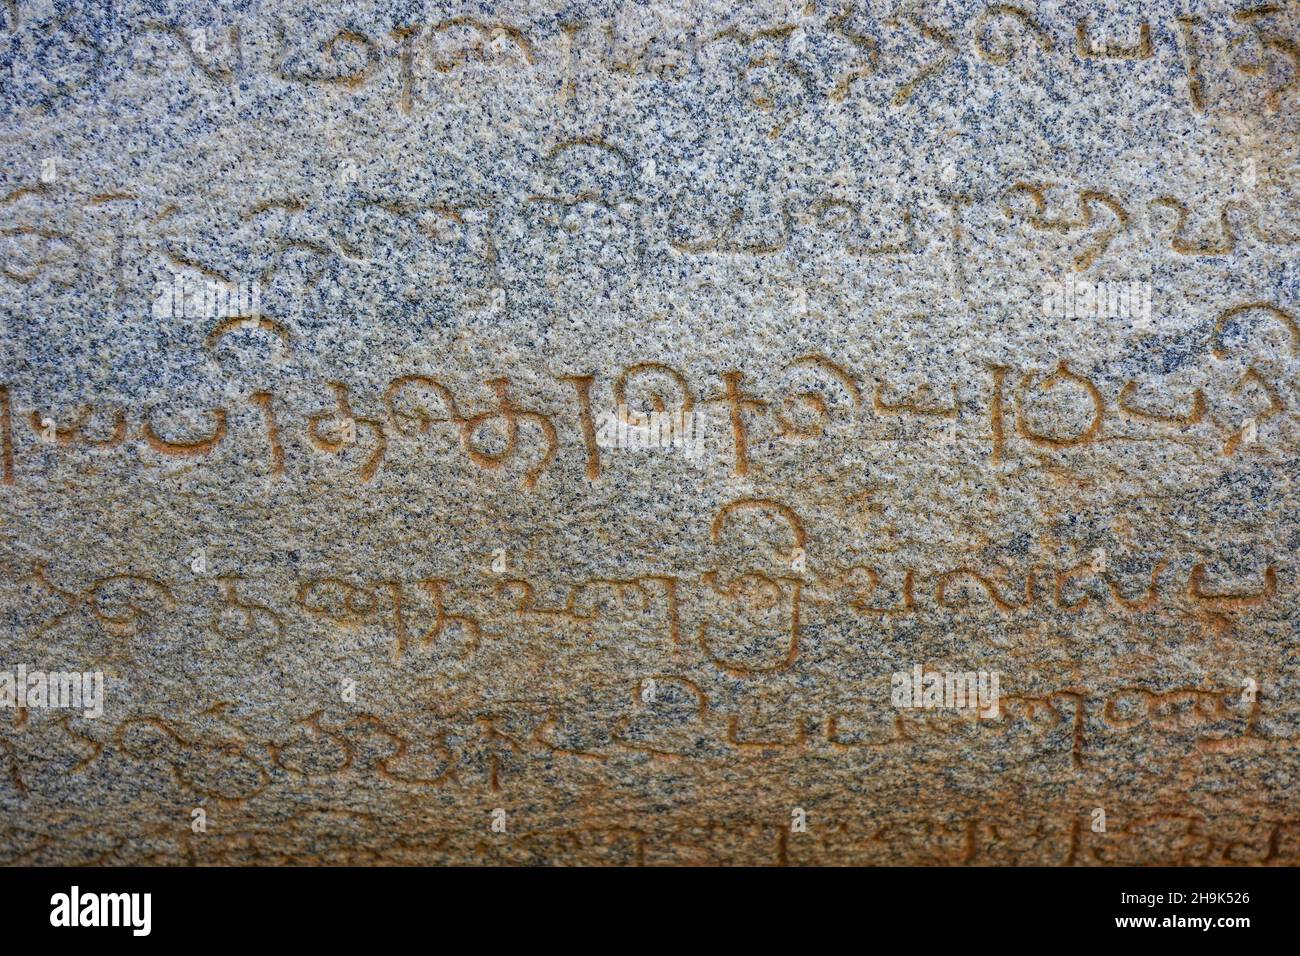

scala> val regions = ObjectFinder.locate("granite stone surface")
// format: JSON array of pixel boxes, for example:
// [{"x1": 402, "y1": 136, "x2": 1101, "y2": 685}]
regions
[{"x1": 1, "y1": 0, "x2": 1298, "y2": 864}]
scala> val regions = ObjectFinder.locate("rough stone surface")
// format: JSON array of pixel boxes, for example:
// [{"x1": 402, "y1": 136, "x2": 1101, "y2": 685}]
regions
[{"x1": 1, "y1": 0, "x2": 1298, "y2": 865}]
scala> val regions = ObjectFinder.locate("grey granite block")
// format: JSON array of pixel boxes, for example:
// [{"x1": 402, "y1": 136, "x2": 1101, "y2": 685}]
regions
[{"x1": 0, "y1": 0, "x2": 1298, "y2": 864}]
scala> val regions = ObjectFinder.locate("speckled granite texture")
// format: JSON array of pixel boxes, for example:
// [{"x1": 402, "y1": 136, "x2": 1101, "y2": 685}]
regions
[{"x1": 1, "y1": 0, "x2": 1298, "y2": 865}]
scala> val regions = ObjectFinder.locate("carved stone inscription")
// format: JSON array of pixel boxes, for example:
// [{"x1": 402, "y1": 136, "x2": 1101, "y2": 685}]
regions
[{"x1": 1, "y1": 0, "x2": 1298, "y2": 864}]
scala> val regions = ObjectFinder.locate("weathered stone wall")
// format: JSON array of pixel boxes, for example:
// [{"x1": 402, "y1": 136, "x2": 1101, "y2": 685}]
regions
[{"x1": 1, "y1": 0, "x2": 1298, "y2": 864}]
